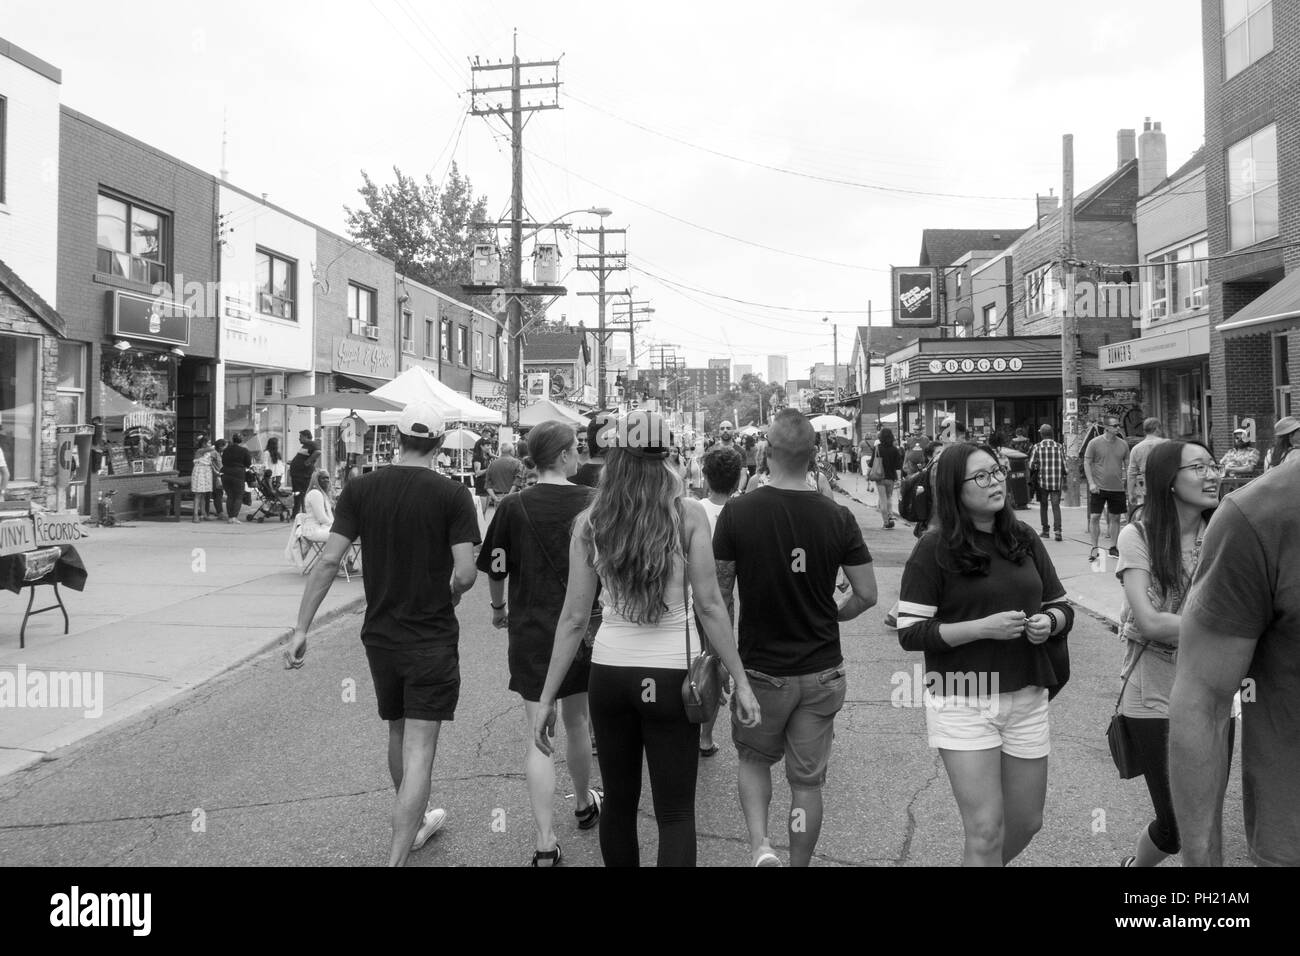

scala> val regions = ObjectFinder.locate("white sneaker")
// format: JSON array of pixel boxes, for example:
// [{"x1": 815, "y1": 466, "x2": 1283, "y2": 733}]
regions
[{"x1": 411, "y1": 807, "x2": 446, "y2": 852}]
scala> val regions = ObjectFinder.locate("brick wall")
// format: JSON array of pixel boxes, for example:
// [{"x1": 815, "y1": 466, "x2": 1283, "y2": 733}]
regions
[
  {"x1": 0, "y1": 286, "x2": 60, "y2": 507},
  {"x1": 1202, "y1": 0, "x2": 1300, "y2": 455},
  {"x1": 313, "y1": 231, "x2": 396, "y2": 379}
]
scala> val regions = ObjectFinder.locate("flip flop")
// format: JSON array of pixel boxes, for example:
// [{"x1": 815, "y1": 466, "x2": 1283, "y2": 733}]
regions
[
  {"x1": 699, "y1": 744, "x2": 719, "y2": 757},
  {"x1": 753, "y1": 849, "x2": 782, "y2": 867}
]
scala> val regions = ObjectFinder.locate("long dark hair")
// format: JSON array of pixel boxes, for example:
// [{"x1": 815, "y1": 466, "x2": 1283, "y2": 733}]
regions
[
  {"x1": 878, "y1": 428, "x2": 895, "y2": 448},
  {"x1": 932, "y1": 443, "x2": 1032, "y2": 575},
  {"x1": 1140, "y1": 440, "x2": 1216, "y2": 598},
  {"x1": 266, "y1": 437, "x2": 281, "y2": 464}
]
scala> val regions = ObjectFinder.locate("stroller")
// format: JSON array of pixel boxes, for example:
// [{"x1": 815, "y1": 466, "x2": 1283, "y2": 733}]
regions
[{"x1": 245, "y1": 468, "x2": 293, "y2": 522}]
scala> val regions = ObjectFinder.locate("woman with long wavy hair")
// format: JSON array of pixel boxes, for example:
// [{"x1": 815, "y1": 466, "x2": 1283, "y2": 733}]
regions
[
  {"x1": 1114, "y1": 440, "x2": 1220, "y2": 867},
  {"x1": 896, "y1": 442, "x2": 1072, "y2": 866},
  {"x1": 533, "y1": 410, "x2": 761, "y2": 867}
]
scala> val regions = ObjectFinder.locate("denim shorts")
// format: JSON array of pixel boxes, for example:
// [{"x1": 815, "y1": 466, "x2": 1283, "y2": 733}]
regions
[
  {"x1": 732, "y1": 663, "x2": 847, "y2": 787},
  {"x1": 924, "y1": 684, "x2": 1049, "y2": 758}
]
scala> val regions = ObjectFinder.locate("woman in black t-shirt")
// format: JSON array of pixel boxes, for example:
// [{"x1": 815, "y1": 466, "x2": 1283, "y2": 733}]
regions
[
  {"x1": 868, "y1": 428, "x2": 905, "y2": 529},
  {"x1": 897, "y1": 443, "x2": 1072, "y2": 867},
  {"x1": 476, "y1": 420, "x2": 601, "y2": 867},
  {"x1": 220, "y1": 433, "x2": 253, "y2": 524}
]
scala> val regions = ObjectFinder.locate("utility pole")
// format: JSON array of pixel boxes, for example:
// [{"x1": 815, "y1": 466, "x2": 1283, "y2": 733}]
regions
[
  {"x1": 576, "y1": 225, "x2": 627, "y2": 407},
  {"x1": 613, "y1": 296, "x2": 654, "y2": 378},
  {"x1": 1059, "y1": 133, "x2": 1081, "y2": 507},
  {"x1": 468, "y1": 34, "x2": 561, "y2": 424}
]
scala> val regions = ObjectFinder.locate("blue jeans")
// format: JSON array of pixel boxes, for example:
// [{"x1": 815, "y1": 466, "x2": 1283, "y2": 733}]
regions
[{"x1": 1038, "y1": 489, "x2": 1062, "y2": 533}]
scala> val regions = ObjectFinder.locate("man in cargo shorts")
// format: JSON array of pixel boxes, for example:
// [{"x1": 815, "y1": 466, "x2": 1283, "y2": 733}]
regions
[{"x1": 713, "y1": 409, "x2": 878, "y2": 866}]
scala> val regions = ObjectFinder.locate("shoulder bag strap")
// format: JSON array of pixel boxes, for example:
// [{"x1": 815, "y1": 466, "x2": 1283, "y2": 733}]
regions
[
  {"x1": 1114, "y1": 641, "x2": 1148, "y2": 715},
  {"x1": 678, "y1": 500, "x2": 692, "y2": 668},
  {"x1": 517, "y1": 492, "x2": 568, "y2": 590}
]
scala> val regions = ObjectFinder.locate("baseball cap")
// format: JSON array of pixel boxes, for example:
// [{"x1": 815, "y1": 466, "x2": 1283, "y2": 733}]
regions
[
  {"x1": 1275, "y1": 416, "x2": 1300, "y2": 437},
  {"x1": 1232, "y1": 426, "x2": 1248, "y2": 436},
  {"x1": 606, "y1": 409, "x2": 673, "y2": 459},
  {"x1": 397, "y1": 401, "x2": 445, "y2": 439}
]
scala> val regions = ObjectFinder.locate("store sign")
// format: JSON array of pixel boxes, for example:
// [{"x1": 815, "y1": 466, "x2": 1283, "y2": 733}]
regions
[
  {"x1": 892, "y1": 361, "x2": 912, "y2": 382},
  {"x1": 892, "y1": 267, "x2": 938, "y2": 327},
  {"x1": 926, "y1": 356, "x2": 1023, "y2": 375},
  {"x1": 34, "y1": 513, "x2": 90, "y2": 547},
  {"x1": 112, "y1": 290, "x2": 191, "y2": 346},
  {"x1": 0, "y1": 519, "x2": 37, "y2": 557},
  {"x1": 1098, "y1": 327, "x2": 1207, "y2": 370},
  {"x1": 333, "y1": 337, "x2": 396, "y2": 378}
]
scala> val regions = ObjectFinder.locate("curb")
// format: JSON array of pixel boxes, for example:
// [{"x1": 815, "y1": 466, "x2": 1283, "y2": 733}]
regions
[{"x1": 0, "y1": 591, "x2": 369, "y2": 783}]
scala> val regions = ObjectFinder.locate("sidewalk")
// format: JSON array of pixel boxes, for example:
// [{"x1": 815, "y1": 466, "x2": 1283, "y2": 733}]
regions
[
  {"x1": 0, "y1": 515, "x2": 365, "y2": 779},
  {"x1": 834, "y1": 470, "x2": 1125, "y2": 628}
]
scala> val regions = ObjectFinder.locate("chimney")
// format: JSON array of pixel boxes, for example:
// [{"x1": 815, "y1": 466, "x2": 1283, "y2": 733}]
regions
[
  {"x1": 1036, "y1": 190, "x2": 1059, "y2": 228},
  {"x1": 1117, "y1": 128, "x2": 1136, "y2": 167},
  {"x1": 1138, "y1": 117, "x2": 1168, "y2": 197}
]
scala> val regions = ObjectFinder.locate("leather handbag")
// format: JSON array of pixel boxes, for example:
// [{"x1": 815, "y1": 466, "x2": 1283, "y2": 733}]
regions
[
  {"x1": 1107, "y1": 642, "x2": 1148, "y2": 779},
  {"x1": 867, "y1": 453, "x2": 884, "y2": 482},
  {"x1": 678, "y1": 505, "x2": 722, "y2": 724}
]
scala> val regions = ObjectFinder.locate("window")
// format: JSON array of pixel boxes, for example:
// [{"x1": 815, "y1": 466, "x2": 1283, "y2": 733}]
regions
[
  {"x1": 499, "y1": 335, "x2": 506, "y2": 378},
  {"x1": 1223, "y1": 0, "x2": 1273, "y2": 80},
  {"x1": 424, "y1": 317, "x2": 435, "y2": 358},
  {"x1": 99, "y1": 349, "x2": 177, "y2": 472},
  {"x1": 97, "y1": 193, "x2": 167, "y2": 285},
  {"x1": 457, "y1": 326, "x2": 468, "y2": 365},
  {"x1": 440, "y1": 318, "x2": 451, "y2": 360},
  {"x1": 1, "y1": 334, "x2": 39, "y2": 481},
  {"x1": 1275, "y1": 333, "x2": 1293, "y2": 419},
  {"x1": 1228, "y1": 124, "x2": 1278, "y2": 249},
  {"x1": 486, "y1": 334, "x2": 495, "y2": 373},
  {"x1": 56, "y1": 342, "x2": 88, "y2": 426},
  {"x1": 982, "y1": 304, "x2": 998, "y2": 337},
  {"x1": 1024, "y1": 264, "x2": 1056, "y2": 316},
  {"x1": 955, "y1": 271, "x2": 964, "y2": 298},
  {"x1": 474, "y1": 330, "x2": 483, "y2": 369},
  {"x1": 255, "y1": 249, "x2": 296, "y2": 320},
  {"x1": 0, "y1": 95, "x2": 7, "y2": 204},
  {"x1": 347, "y1": 283, "x2": 376, "y2": 335},
  {"x1": 401, "y1": 310, "x2": 414, "y2": 353}
]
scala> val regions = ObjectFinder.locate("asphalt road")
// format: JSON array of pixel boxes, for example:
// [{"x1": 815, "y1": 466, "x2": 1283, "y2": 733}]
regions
[{"x1": 0, "y1": 495, "x2": 1249, "y2": 867}]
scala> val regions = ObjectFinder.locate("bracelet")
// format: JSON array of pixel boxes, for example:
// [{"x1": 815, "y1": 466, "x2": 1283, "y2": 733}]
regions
[{"x1": 490, "y1": 602, "x2": 506, "y2": 610}]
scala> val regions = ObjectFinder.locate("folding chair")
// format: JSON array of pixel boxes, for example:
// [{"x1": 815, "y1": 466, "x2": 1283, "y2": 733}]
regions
[{"x1": 302, "y1": 537, "x2": 362, "y2": 582}]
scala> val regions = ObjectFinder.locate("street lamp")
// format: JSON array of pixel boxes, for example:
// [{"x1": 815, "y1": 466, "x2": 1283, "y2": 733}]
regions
[{"x1": 506, "y1": 206, "x2": 612, "y2": 424}]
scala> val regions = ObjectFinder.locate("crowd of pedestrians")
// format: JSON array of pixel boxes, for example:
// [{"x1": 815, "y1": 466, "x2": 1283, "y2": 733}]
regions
[{"x1": 284, "y1": 400, "x2": 1297, "y2": 869}]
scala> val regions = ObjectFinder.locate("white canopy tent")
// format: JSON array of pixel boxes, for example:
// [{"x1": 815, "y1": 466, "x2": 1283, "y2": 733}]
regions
[
  {"x1": 517, "y1": 397, "x2": 587, "y2": 428},
  {"x1": 320, "y1": 366, "x2": 502, "y2": 426}
]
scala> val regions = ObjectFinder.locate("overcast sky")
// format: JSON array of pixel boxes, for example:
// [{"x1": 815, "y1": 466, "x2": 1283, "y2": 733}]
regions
[{"x1": 7, "y1": 0, "x2": 1205, "y2": 375}]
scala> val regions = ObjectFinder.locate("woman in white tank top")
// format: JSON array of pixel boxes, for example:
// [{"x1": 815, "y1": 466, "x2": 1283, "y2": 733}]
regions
[{"x1": 532, "y1": 411, "x2": 760, "y2": 867}]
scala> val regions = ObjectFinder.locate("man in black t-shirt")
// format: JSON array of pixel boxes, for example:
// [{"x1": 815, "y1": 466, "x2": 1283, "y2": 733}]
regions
[
  {"x1": 288, "y1": 401, "x2": 479, "y2": 866},
  {"x1": 569, "y1": 410, "x2": 614, "y2": 488},
  {"x1": 713, "y1": 408, "x2": 877, "y2": 867}
]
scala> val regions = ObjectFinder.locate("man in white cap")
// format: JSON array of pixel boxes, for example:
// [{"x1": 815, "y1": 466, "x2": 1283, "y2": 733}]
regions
[{"x1": 287, "y1": 400, "x2": 480, "y2": 866}]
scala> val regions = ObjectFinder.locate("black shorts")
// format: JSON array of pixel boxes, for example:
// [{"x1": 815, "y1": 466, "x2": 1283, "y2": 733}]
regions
[
  {"x1": 1089, "y1": 489, "x2": 1127, "y2": 516},
  {"x1": 364, "y1": 643, "x2": 460, "y2": 722}
]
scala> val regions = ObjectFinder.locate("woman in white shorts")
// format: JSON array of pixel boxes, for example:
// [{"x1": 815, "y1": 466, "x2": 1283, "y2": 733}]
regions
[{"x1": 897, "y1": 442, "x2": 1072, "y2": 866}]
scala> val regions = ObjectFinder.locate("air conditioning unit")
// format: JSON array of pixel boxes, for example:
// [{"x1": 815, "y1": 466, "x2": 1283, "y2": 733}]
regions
[
  {"x1": 472, "y1": 243, "x2": 501, "y2": 285},
  {"x1": 364, "y1": 326, "x2": 380, "y2": 341},
  {"x1": 402, "y1": 338, "x2": 415, "y2": 353}
]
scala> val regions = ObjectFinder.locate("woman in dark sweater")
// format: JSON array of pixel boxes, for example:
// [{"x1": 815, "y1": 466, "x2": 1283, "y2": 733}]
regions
[
  {"x1": 221, "y1": 433, "x2": 253, "y2": 524},
  {"x1": 897, "y1": 442, "x2": 1072, "y2": 866},
  {"x1": 869, "y1": 428, "x2": 905, "y2": 529}
]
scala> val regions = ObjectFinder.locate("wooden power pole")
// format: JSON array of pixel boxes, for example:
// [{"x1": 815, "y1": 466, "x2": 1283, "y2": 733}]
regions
[{"x1": 1059, "y1": 133, "x2": 1081, "y2": 507}]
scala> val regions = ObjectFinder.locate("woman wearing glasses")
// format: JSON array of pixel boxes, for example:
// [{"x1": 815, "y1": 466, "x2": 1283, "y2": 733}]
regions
[
  {"x1": 1114, "y1": 441, "x2": 1220, "y2": 867},
  {"x1": 897, "y1": 443, "x2": 1072, "y2": 866}
]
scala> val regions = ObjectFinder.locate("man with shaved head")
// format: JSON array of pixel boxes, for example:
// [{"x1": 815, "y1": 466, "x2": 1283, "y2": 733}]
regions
[{"x1": 712, "y1": 408, "x2": 878, "y2": 866}]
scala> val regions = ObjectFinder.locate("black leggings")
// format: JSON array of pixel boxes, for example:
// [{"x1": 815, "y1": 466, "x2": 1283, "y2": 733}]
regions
[
  {"x1": 221, "y1": 474, "x2": 245, "y2": 520},
  {"x1": 1128, "y1": 714, "x2": 1236, "y2": 857},
  {"x1": 588, "y1": 662, "x2": 698, "y2": 867}
]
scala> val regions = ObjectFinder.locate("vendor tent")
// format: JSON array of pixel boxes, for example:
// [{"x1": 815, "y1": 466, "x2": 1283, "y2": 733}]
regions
[
  {"x1": 321, "y1": 366, "x2": 502, "y2": 426},
  {"x1": 517, "y1": 397, "x2": 587, "y2": 428}
]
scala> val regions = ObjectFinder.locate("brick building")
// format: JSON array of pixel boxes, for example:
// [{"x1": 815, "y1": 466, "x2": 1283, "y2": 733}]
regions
[
  {"x1": 59, "y1": 108, "x2": 218, "y2": 516},
  {"x1": 1200, "y1": 0, "x2": 1299, "y2": 459}
]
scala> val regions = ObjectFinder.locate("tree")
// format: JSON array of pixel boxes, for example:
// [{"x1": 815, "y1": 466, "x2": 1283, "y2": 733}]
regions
[
  {"x1": 344, "y1": 163, "x2": 488, "y2": 299},
  {"x1": 697, "y1": 375, "x2": 786, "y2": 433}
]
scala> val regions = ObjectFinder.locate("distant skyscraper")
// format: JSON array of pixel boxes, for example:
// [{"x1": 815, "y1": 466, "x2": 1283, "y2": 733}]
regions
[
  {"x1": 767, "y1": 355, "x2": 787, "y2": 385},
  {"x1": 707, "y1": 358, "x2": 730, "y2": 369},
  {"x1": 734, "y1": 364, "x2": 752, "y2": 381}
]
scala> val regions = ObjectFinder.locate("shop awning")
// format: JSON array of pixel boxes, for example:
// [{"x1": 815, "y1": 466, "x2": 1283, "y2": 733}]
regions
[
  {"x1": 333, "y1": 372, "x2": 389, "y2": 391},
  {"x1": 1218, "y1": 270, "x2": 1300, "y2": 339}
]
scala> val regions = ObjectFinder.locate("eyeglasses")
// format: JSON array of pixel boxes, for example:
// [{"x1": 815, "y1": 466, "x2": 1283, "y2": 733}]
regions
[
  {"x1": 963, "y1": 467, "x2": 1008, "y2": 488},
  {"x1": 1177, "y1": 461, "x2": 1222, "y2": 478}
]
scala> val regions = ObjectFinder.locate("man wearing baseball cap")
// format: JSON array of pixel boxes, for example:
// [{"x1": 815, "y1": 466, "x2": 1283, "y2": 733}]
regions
[{"x1": 288, "y1": 400, "x2": 480, "y2": 866}]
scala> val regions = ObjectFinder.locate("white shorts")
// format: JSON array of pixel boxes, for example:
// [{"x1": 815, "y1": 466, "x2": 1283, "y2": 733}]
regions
[{"x1": 924, "y1": 685, "x2": 1050, "y2": 759}]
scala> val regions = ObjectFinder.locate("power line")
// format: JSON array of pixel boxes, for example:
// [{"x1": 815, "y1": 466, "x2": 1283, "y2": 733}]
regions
[{"x1": 567, "y1": 93, "x2": 1035, "y2": 202}]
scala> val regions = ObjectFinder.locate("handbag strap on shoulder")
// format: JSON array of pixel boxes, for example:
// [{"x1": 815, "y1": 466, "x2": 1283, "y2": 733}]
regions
[
  {"x1": 678, "y1": 500, "x2": 692, "y2": 669},
  {"x1": 1114, "y1": 641, "x2": 1148, "y2": 714}
]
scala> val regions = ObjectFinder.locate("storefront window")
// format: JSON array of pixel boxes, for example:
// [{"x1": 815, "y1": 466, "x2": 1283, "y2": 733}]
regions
[
  {"x1": 99, "y1": 350, "x2": 177, "y2": 473},
  {"x1": 225, "y1": 368, "x2": 289, "y2": 452},
  {"x1": 0, "y1": 334, "x2": 40, "y2": 482},
  {"x1": 57, "y1": 342, "x2": 88, "y2": 426},
  {"x1": 967, "y1": 400, "x2": 993, "y2": 441}
]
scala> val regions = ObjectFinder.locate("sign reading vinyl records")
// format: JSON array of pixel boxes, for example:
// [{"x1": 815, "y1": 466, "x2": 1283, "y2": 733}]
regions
[{"x1": 892, "y1": 267, "x2": 938, "y2": 327}]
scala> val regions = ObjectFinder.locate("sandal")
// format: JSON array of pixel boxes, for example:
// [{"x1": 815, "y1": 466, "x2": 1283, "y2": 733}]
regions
[
  {"x1": 575, "y1": 788, "x2": 603, "y2": 830},
  {"x1": 530, "y1": 842, "x2": 562, "y2": 867},
  {"x1": 1089, "y1": 547, "x2": 1101, "y2": 563}
]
